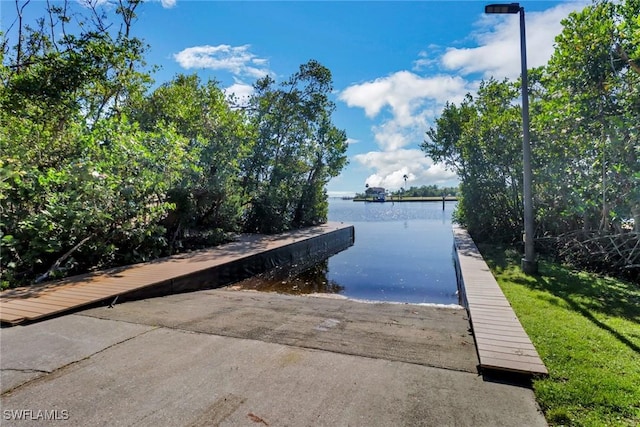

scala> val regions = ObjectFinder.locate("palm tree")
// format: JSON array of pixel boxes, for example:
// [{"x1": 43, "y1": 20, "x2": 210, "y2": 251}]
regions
[{"x1": 402, "y1": 174, "x2": 408, "y2": 198}]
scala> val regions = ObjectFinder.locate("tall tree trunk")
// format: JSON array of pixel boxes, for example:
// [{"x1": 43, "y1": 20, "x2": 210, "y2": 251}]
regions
[{"x1": 632, "y1": 204, "x2": 640, "y2": 233}]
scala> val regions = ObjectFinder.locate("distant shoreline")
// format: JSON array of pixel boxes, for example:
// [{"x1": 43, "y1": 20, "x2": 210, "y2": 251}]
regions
[{"x1": 350, "y1": 196, "x2": 458, "y2": 202}]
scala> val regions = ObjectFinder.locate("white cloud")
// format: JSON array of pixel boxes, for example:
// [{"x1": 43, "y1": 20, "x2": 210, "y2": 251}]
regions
[
  {"x1": 224, "y1": 81, "x2": 254, "y2": 106},
  {"x1": 372, "y1": 122, "x2": 408, "y2": 152},
  {"x1": 346, "y1": 138, "x2": 359, "y2": 145},
  {"x1": 412, "y1": 47, "x2": 441, "y2": 71},
  {"x1": 340, "y1": 72, "x2": 471, "y2": 151},
  {"x1": 340, "y1": 71, "x2": 469, "y2": 120},
  {"x1": 338, "y1": 3, "x2": 585, "y2": 190},
  {"x1": 81, "y1": 0, "x2": 175, "y2": 10},
  {"x1": 441, "y1": 2, "x2": 587, "y2": 79},
  {"x1": 173, "y1": 44, "x2": 271, "y2": 79},
  {"x1": 77, "y1": 0, "x2": 113, "y2": 8},
  {"x1": 354, "y1": 149, "x2": 457, "y2": 190}
]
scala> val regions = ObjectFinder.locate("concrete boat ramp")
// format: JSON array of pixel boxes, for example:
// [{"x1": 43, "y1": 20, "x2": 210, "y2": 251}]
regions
[{"x1": 0, "y1": 224, "x2": 547, "y2": 426}]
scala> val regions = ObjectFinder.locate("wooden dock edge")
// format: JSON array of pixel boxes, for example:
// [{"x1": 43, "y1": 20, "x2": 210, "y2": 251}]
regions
[
  {"x1": 0, "y1": 223, "x2": 354, "y2": 326},
  {"x1": 120, "y1": 223, "x2": 355, "y2": 301},
  {"x1": 452, "y1": 226, "x2": 548, "y2": 377}
]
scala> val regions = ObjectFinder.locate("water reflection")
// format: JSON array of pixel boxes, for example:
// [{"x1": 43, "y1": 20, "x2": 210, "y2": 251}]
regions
[
  {"x1": 233, "y1": 200, "x2": 460, "y2": 305},
  {"x1": 233, "y1": 259, "x2": 345, "y2": 295}
]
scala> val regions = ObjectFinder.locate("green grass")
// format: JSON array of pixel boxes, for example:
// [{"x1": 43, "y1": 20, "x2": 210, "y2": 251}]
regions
[{"x1": 478, "y1": 245, "x2": 640, "y2": 427}]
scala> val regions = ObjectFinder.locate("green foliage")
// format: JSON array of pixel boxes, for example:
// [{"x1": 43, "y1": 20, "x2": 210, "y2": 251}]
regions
[
  {"x1": 130, "y1": 74, "x2": 251, "y2": 248},
  {"x1": 536, "y1": 0, "x2": 640, "y2": 235},
  {"x1": 1, "y1": 0, "x2": 168, "y2": 287},
  {"x1": 1, "y1": 3, "x2": 347, "y2": 287},
  {"x1": 1, "y1": 112, "x2": 186, "y2": 286},
  {"x1": 482, "y1": 245, "x2": 640, "y2": 426},
  {"x1": 242, "y1": 60, "x2": 348, "y2": 233},
  {"x1": 388, "y1": 185, "x2": 459, "y2": 198},
  {"x1": 423, "y1": 79, "x2": 523, "y2": 242},
  {"x1": 424, "y1": 0, "x2": 639, "y2": 279}
]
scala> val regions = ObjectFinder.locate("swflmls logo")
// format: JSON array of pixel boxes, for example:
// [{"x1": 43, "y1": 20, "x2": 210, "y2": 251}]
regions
[{"x1": 3, "y1": 409, "x2": 69, "y2": 421}]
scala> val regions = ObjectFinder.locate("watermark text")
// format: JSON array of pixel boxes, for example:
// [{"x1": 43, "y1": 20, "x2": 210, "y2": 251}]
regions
[{"x1": 3, "y1": 409, "x2": 69, "y2": 421}]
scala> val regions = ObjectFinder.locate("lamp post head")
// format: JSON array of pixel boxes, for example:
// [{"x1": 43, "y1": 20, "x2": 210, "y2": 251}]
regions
[{"x1": 485, "y1": 3, "x2": 521, "y2": 14}]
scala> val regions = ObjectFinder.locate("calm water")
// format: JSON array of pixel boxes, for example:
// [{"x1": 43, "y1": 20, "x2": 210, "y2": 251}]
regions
[{"x1": 234, "y1": 199, "x2": 460, "y2": 305}]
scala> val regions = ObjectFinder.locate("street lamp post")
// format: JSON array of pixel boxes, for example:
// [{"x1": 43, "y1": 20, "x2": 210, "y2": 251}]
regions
[{"x1": 485, "y1": 2, "x2": 538, "y2": 274}]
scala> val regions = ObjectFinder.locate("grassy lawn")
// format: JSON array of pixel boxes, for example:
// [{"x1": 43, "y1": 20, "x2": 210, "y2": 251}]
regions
[{"x1": 479, "y1": 245, "x2": 640, "y2": 427}]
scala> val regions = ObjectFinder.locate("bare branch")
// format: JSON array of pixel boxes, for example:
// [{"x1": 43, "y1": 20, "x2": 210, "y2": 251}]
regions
[
  {"x1": 14, "y1": 0, "x2": 32, "y2": 72},
  {"x1": 34, "y1": 235, "x2": 93, "y2": 283},
  {"x1": 616, "y1": 44, "x2": 640, "y2": 76},
  {"x1": 45, "y1": 0, "x2": 59, "y2": 52}
]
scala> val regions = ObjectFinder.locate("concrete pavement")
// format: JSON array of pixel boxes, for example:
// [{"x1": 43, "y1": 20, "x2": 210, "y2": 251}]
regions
[{"x1": 1, "y1": 288, "x2": 547, "y2": 426}]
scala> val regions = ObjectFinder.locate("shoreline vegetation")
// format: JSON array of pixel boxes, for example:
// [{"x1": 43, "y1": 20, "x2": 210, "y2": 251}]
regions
[
  {"x1": 351, "y1": 196, "x2": 458, "y2": 202},
  {"x1": 421, "y1": 0, "x2": 639, "y2": 284},
  {"x1": 1, "y1": 2, "x2": 349, "y2": 288}
]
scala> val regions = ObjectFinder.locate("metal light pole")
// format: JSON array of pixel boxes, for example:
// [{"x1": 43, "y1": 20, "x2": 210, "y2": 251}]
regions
[{"x1": 485, "y1": 3, "x2": 537, "y2": 274}]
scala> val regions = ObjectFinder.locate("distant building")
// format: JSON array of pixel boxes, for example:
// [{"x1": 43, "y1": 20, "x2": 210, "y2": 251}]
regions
[{"x1": 365, "y1": 187, "x2": 386, "y2": 202}]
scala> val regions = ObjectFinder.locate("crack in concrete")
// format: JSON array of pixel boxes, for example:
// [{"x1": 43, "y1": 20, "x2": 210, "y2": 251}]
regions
[
  {"x1": 1, "y1": 368, "x2": 51, "y2": 374},
  {"x1": 1, "y1": 325, "x2": 159, "y2": 395}
]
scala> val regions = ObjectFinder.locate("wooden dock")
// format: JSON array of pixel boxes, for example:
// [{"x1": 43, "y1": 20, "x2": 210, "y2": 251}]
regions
[
  {"x1": 0, "y1": 222, "x2": 354, "y2": 326},
  {"x1": 453, "y1": 226, "x2": 548, "y2": 376}
]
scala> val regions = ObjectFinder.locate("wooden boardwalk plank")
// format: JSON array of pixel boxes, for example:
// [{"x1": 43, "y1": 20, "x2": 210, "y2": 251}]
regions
[
  {"x1": 465, "y1": 296, "x2": 513, "y2": 304},
  {"x1": 0, "y1": 310, "x2": 26, "y2": 323},
  {"x1": 0, "y1": 223, "x2": 353, "y2": 325},
  {"x1": 43, "y1": 288, "x2": 119, "y2": 298},
  {"x1": 1, "y1": 304, "x2": 49, "y2": 316},
  {"x1": 0, "y1": 298, "x2": 69, "y2": 310},
  {"x1": 477, "y1": 347, "x2": 541, "y2": 360},
  {"x1": 2, "y1": 297, "x2": 66, "y2": 310},
  {"x1": 473, "y1": 331, "x2": 537, "y2": 344},
  {"x1": 476, "y1": 338, "x2": 538, "y2": 351},
  {"x1": 479, "y1": 357, "x2": 547, "y2": 374},
  {"x1": 467, "y1": 316, "x2": 523, "y2": 328},
  {"x1": 470, "y1": 317, "x2": 521, "y2": 327},
  {"x1": 454, "y1": 226, "x2": 548, "y2": 376},
  {"x1": 468, "y1": 307, "x2": 521, "y2": 317},
  {"x1": 22, "y1": 294, "x2": 97, "y2": 305},
  {"x1": 0, "y1": 291, "x2": 96, "y2": 309}
]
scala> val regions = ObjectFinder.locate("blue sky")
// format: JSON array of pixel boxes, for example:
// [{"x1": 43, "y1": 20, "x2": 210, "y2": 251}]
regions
[{"x1": 2, "y1": 0, "x2": 587, "y2": 196}]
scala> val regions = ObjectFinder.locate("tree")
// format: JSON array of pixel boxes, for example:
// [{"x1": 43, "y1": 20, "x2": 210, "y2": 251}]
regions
[
  {"x1": 423, "y1": 0, "x2": 639, "y2": 280},
  {"x1": 0, "y1": 0, "x2": 179, "y2": 286},
  {"x1": 1, "y1": 3, "x2": 349, "y2": 288},
  {"x1": 242, "y1": 60, "x2": 348, "y2": 233},
  {"x1": 529, "y1": 0, "x2": 639, "y2": 280},
  {"x1": 129, "y1": 74, "x2": 252, "y2": 249},
  {"x1": 385, "y1": 185, "x2": 458, "y2": 198},
  {"x1": 423, "y1": 79, "x2": 523, "y2": 242},
  {"x1": 536, "y1": 0, "x2": 639, "y2": 234}
]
